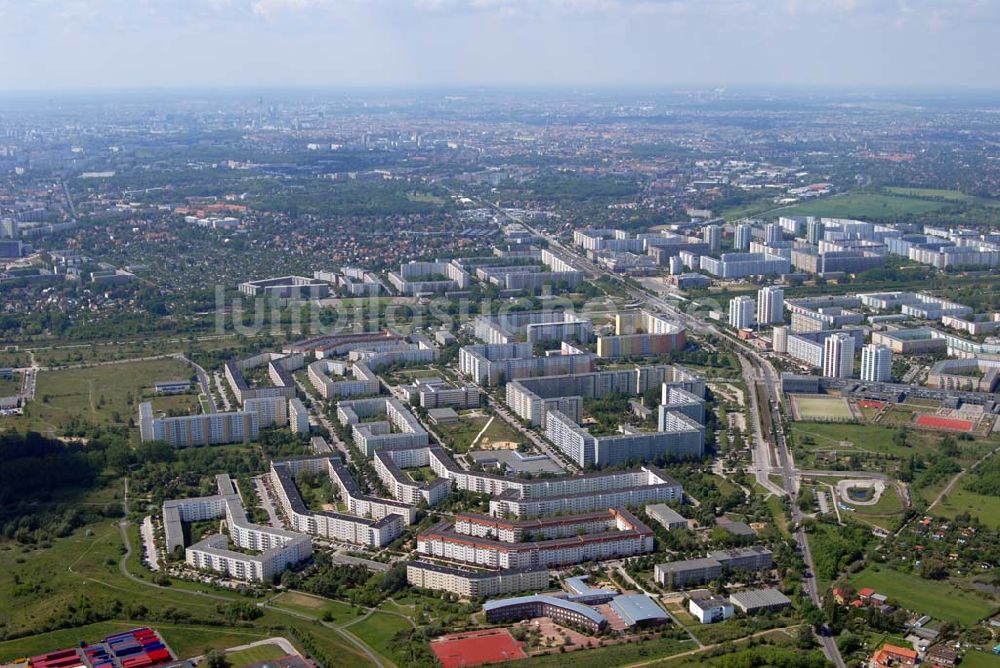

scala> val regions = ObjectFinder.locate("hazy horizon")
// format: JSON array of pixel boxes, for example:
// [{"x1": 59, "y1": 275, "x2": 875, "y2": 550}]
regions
[{"x1": 2, "y1": 0, "x2": 1000, "y2": 92}]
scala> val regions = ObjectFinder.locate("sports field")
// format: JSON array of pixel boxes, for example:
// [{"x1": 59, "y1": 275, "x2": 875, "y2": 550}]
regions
[
  {"x1": 790, "y1": 394, "x2": 854, "y2": 422},
  {"x1": 914, "y1": 414, "x2": 974, "y2": 433},
  {"x1": 431, "y1": 629, "x2": 527, "y2": 668}
]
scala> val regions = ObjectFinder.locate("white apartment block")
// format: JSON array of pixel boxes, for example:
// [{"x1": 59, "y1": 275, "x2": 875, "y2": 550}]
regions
[
  {"x1": 336, "y1": 397, "x2": 429, "y2": 455},
  {"x1": 729, "y1": 296, "x2": 755, "y2": 330},
  {"x1": 139, "y1": 402, "x2": 259, "y2": 447},
  {"x1": 373, "y1": 448, "x2": 451, "y2": 506},
  {"x1": 406, "y1": 561, "x2": 550, "y2": 598},
  {"x1": 756, "y1": 286, "x2": 784, "y2": 326},
  {"x1": 823, "y1": 333, "x2": 856, "y2": 379},
  {"x1": 289, "y1": 398, "x2": 309, "y2": 434},
  {"x1": 417, "y1": 508, "x2": 654, "y2": 570},
  {"x1": 308, "y1": 360, "x2": 379, "y2": 399},
  {"x1": 244, "y1": 395, "x2": 289, "y2": 428},
  {"x1": 860, "y1": 344, "x2": 892, "y2": 383},
  {"x1": 269, "y1": 458, "x2": 407, "y2": 547},
  {"x1": 163, "y1": 474, "x2": 312, "y2": 583}
]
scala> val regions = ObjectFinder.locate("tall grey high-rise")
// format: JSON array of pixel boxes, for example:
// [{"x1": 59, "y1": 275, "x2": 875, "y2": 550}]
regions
[
  {"x1": 860, "y1": 344, "x2": 892, "y2": 382},
  {"x1": 734, "y1": 223, "x2": 752, "y2": 251},
  {"x1": 806, "y1": 218, "x2": 825, "y2": 245},
  {"x1": 756, "y1": 286, "x2": 784, "y2": 326},
  {"x1": 822, "y1": 333, "x2": 855, "y2": 379},
  {"x1": 728, "y1": 296, "x2": 755, "y2": 330},
  {"x1": 703, "y1": 225, "x2": 722, "y2": 252},
  {"x1": 764, "y1": 223, "x2": 782, "y2": 246}
]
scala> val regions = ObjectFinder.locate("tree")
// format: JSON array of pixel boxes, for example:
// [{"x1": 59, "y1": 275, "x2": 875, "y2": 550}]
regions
[
  {"x1": 796, "y1": 624, "x2": 816, "y2": 649},
  {"x1": 204, "y1": 651, "x2": 230, "y2": 668}
]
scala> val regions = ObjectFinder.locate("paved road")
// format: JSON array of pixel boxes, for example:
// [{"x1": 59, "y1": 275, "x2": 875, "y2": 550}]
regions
[{"x1": 177, "y1": 353, "x2": 216, "y2": 413}]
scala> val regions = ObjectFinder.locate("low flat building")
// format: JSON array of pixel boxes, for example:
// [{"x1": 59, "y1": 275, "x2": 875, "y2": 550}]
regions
[
  {"x1": 729, "y1": 588, "x2": 792, "y2": 614},
  {"x1": 645, "y1": 503, "x2": 688, "y2": 531}
]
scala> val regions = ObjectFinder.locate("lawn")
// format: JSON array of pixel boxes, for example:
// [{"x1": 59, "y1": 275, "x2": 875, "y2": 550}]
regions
[
  {"x1": 3, "y1": 358, "x2": 195, "y2": 436},
  {"x1": 772, "y1": 191, "x2": 951, "y2": 219},
  {"x1": 225, "y1": 643, "x2": 289, "y2": 667},
  {"x1": 478, "y1": 416, "x2": 527, "y2": 448},
  {"x1": 846, "y1": 566, "x2": 996, "y2": 626},
  {"x1": 961, "y1": 650, "x2": 1000, "y2": 668},
  {"x1": 791, "y1": 395, "x2": 853, "y2": 422},
  {"x1": 269, "y1": 591, "x2": 364, "y2": 625},
  {"x1": 345, "y1": 611, "x2": 412, "y2": 663},
  {"x1": 434, "y1": 413, "x2": 487, "y2": 452},
  {"x1": 790, "y1": 421, "x2": 938, "y2": 460},
  {"x1": 848, "y1": 487, "x2": 904, "y2": 530}
]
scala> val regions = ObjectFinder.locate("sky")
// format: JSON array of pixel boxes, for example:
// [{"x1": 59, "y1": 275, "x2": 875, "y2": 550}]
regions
[{"x1": 1, "y1": 0, "x2": 999, "y2": 92}]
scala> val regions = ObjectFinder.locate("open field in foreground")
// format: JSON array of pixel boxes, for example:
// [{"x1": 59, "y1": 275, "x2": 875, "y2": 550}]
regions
[{"x1": 846, "y1": 566, "x2": 997, "y2": 626}]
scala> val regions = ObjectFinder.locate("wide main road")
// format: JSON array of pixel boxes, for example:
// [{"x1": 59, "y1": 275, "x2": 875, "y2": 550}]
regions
[{"x1": 517, "y1": 220, "x2": 845, "y2": 667}]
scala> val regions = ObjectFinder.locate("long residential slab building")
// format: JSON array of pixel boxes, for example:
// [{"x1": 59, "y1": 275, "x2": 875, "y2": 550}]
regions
[
  {"x1": 268, "y1": 457, "x2": 412, "y2": 547},
  {"x1": 417, "y1": 508, "x2": 655, "y2": 570},
  {"x1": 162, "y1": 474, "x2": 312, "y2": 583},
  {"x1": 369, "y1": 444, "x2": 683, "y2": 518}
]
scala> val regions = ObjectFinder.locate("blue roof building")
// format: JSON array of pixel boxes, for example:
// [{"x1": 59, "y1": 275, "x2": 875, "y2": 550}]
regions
[{"x1": 483, "y1": 594, "x2": 607, "y2": 632}]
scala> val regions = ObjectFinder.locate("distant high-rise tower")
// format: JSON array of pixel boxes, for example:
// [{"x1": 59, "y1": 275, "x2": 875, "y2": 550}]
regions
[
  {"x1": 729, "y1": 296, "x2": 755, "y2": 330},
  {"x1": 823, "y1": 333, "x2": 856, "y2": 378},
  {"x1": 860, "y1": 344, "x2": 892, "y2": 382},
  {"x1": 704, "y1": 225, "x2": 722, "y2": 252},
  {"x1": 764, "y1": 223, "x2": 782, "y2": 246},
  {"x1": 772, "y1": 326, "x2": 788, "y2": 354},
  {"x1": 757, "y1": 286, "x2": 784, "y2": 326},
  {"x1": 734, "y1": 223, "x2": 752, "y2": 251},
  {"x1": 806, "y1": 218, "x2": 825, "y2": 245}
]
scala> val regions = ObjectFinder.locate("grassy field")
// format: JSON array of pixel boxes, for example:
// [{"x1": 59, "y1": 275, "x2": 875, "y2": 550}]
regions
[
  {"x1": 791, "y1": 395, "x2": 853, "y2": 422},
  {"x1": 0, "y1": 481, "x2": 377, "y2": 666},
  {"x1": 846, "y1": 566, "x2": 997, "y2": 626},
  {"x1": 772, "y1": 191, "x2": 952, "y2": 219},
  {"x1": 0, "y1": 376, "x2": 21, "y2": 396},
  {"x1": 791, "y1": 421, "x2": 941, "y2": 459},
  {"x1": 225, "y1": 643, "x2": 289, "y2": 667},
  {"x1": 517, "y1": 635, "x2": 694, "y2": 668},
  {"x1": 884, "y1": 187, "x2": 969, "y2": 201},
  {"x1": 1, "y1": 358, "x2": 194, "y2": 436},
  {"x1": 932, "y1": 485, "x2": 1000, "y2": 530},
  {"x1": 345, "y1": 612, "x2": 412, "y2": 664},
  {"x1": 147, "y1": 393, "x2": 201, "y2": 416},
  {"x1": 961, "y1": 650, "x2": 1000, "y2": 668},
  {"x1": 846, "y1": 487, "x2": 904, "y2": 530},
  {"x1": 269, "y1": 591, "x2": 364, "y2": 625},
  {"x1": 434, "y1": 412, "x2": 489, "y2": 452}
]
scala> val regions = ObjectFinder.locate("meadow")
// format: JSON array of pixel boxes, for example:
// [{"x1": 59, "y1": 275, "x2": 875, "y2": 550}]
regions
[{"x1": 846, "y1": 566, "x2": 996, "y2": 626}]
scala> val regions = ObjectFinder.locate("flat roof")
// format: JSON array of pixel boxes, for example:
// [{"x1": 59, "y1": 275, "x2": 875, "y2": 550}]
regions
[
  {"x1": 730, "y1": 588, "x2": 791, "y2": 609},
  {"x1": 611, "y1": 594, "x2": 668, "y2": 624}
]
